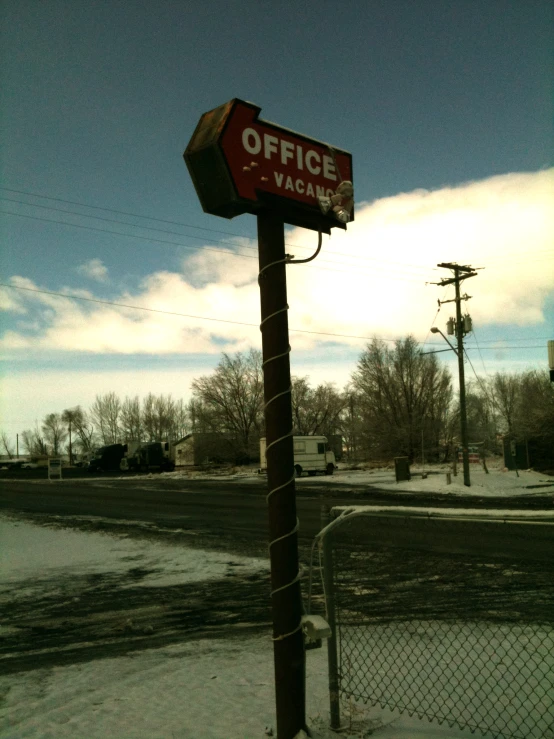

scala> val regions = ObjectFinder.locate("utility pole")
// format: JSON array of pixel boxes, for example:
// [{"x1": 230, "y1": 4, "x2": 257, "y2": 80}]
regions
[
  {"x1": 258, "y1": 212, "x2": 306, "y2": 738},
  {"x1": 434, "y1": 263, "x2": 478, "y2": 487}
]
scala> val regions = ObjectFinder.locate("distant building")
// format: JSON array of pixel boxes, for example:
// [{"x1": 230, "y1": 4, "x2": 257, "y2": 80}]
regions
[{"x1": 173, "y1": 432, "x2": 260, "y2": 466}]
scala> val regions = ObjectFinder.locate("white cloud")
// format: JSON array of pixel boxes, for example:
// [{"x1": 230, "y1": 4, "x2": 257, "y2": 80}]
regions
[
  {"x1": 0, "y1": 285, "x2": 27, "y2": 314},
  {"x1": 0, "y1": 169, "x2": 552, "y2": 357},
  {"x1": 76, "y1": 258, "x2": 109, "y2": 282}
]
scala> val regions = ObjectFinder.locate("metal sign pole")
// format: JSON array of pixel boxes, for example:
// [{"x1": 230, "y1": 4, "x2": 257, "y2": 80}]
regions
[{"x1": 257, "y1": 211, "x2": 306, "y2": 739}]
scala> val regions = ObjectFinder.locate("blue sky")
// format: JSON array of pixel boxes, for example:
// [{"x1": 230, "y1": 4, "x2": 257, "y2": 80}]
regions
[{"x1": 1, "y1": 0, "x2": 553, "y2": 441}]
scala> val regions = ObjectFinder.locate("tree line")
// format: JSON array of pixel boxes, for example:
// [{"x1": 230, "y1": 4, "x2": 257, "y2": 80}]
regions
[{"x1": 2, "y1": 338, "x2": 552, "y2": 465}]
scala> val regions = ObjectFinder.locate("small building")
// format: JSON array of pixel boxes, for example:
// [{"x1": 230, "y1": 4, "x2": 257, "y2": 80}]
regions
[{"x1": 173, "y1": 433, "x2": 252, "y2": 466}]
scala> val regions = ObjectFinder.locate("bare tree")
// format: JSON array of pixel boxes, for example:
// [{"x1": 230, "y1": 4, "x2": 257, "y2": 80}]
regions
[
  {"x1": 90, "y1": 393, "x2": 121, "y2": 444},
  {"x1": 462, "y1": 380, "x2": 498, "y2": 452},
  {"x1": 20, "y1": 423, "x2": 50, "y2": 456},
  {"x1": 42, "y1": 413, "x2": 68, "y2": 456},
  {"x1": 120, "y1": 396, "x2": 143, "y2": 442},
  {"x1": 291, "y1": 377, "x2": 345, "y2": 437},
  {"x1": 140, "y1": 394, "x2": 186, "y2": 441},
  {"x1": 514, "y1": 369, "x2": 554, "y2": 440},
  {"x1": 21, "y1": 426, "x2": 44, "y2": 457},
  {"x1": 187, "y1": 397, "x2": 219, "y2": 434},
  {"x1": 142, "y1": 393, "x2": 156, "y2": 441},
  {"x1": 151, "y1": 394, "x2": 175, "y2": 440},
  {"x1": 1, "y1": 431, "x2": 15, "y2": 459},
  {"x1": 352, "y1": 336, "x2": 452, "y2": 462},
  {"x1": 490, "y1": 372, "x2": 520, "y2": 435},
  {"x1": 61, "y1": 407, "x2": 81, "y2": 465},
  {"x1": 172, "y1": 398, "x2": 188, "y2": 440},
  {"x1": 71, "y1": 407, "x2": 97, "y2": 455},
  {"x1": 142, "y1": 393, "x2": 168, "y2": 440},
  {"x1": 341, "y1": 389, "x2": 364, "y2": 460},
  {"x1": 191, "y1": 349, "x2": 264, "y2": 458}
]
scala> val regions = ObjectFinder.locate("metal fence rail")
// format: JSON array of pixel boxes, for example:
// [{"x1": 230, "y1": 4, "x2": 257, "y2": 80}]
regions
[{"x1": 323, "y1": 507, "x2": 554, "y2": 739}]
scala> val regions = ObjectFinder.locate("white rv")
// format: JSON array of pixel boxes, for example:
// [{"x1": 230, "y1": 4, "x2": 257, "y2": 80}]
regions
[{"x1": 259, "y1": 435, "x2": 336, "y2": 477}]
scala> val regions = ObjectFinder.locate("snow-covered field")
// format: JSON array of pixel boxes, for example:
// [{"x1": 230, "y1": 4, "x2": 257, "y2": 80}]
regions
[
  {"x1": 0, "y1": 517, "x2": 268, "y2": 593},
  {"x1": 1, "y1": 460, "x2": 552, "y2": 738},
  {"x1": 19, "y1": 459, "x2": 552, "y2": 500},
  {"x1": 293, "y1": 461, "x2": 553, "y2": 498},
  {"x1": 1, "y1": 627, "x2": 490, "y2": 739},
  {"x1": 1, "y1": 516, "x2": 515, "y2": 739},
  {"x1": 332, "y1": 464, "x2": 554, "y2": 497}
]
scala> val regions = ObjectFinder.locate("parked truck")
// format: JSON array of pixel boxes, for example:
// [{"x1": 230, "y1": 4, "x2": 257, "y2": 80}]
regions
[
  {"x1": 87, "y1": 444, "x2": 126, "y2": 472},
  {"x1": 120, "y1": 441, "x2": 175, "y2": 472},
  {"x1": 88, "y1": 441, "x2": 175, "y2": 473},
  {"x1": 259, "y1": 435, "x2": 336, "y2": 477}
]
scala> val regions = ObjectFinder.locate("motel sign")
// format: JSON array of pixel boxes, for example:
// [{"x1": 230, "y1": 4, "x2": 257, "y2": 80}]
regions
[
  {"x1": 184, "y1": 98, "x2": 353, "y2": 233},
  {"x1": 184, "y1": 99, "x2": 353, "y2": 739}
]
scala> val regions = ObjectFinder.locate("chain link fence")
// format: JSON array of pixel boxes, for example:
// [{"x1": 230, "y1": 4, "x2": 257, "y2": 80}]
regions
[{"x1": 321, "y1": 507, "x2": 554, "y2": 738}]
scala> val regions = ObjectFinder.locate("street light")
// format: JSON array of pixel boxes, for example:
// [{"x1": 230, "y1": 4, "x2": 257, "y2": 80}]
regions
[
  {"x1": 430, "y1": 325, "x2": 471, "y2": 487},
  {"x1": 430, "y1": 327, "x2": 458, "y2": 356}
]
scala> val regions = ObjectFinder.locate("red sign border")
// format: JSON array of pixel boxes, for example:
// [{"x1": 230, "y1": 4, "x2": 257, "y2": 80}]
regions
[{"x1": 185, "y1": 99, "x2": 353, "y2": 233}]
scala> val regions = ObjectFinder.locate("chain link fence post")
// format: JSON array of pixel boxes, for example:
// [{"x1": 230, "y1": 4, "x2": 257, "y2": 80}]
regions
[{"x1": 321, "y1": 504, "x2": 341, "y2": 730}]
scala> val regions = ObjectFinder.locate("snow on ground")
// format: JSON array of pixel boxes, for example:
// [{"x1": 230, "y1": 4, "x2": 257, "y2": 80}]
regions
[
  {"x1": 1, "y1": 631, "x2": 494, "y2": 739},
  {"x1": 6, "y1": 459, "x2": 553, "y2": 499},
  {"x1": 73, "y1": 460, "x2": 554, "y2": 497},
  {"x1": 0, "y1": 518, "x2": 268, "y2": 594},
  {"x1": 307, "y1": 463, "x2": 554, "y2": 497},
  {"x1": 1, "y1": 516, "x2": 501, "y2": 738}
]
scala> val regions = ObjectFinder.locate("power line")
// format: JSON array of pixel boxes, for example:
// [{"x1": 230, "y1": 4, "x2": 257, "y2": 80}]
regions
[
  {"x1": 0, "y1": 188, "x2": 435, "y2": 274},
  {"x1": 462, "y1": 347, "x2": 503, "y2": 418},
  {"x1": 422, "y1": 285, "x2": 449, "y2": 348},
  {"x1": 0, "y1": 187, "x2": 250, "y2": 239},
  {"x1": 468, "y1": 327, "x2": 488, "y2": 376},
  {"x1": 0, "y1": 208, "x2": 434, "y2": 283},
  {"x1": 0, "y1": 281, "x2": 547, "y2": 350},
  {"x1": 0, "y1": 281, "x2": 393, "y2": 341},
  {"x1": 0, "y1": 196, "x2": 259, "y2": 252},
  {"x1": 2, "y1": 187, "x2": 553, "y2": 278},
  {"x1": 0, "y1": 209, "x2": 258, "y2": 261}
]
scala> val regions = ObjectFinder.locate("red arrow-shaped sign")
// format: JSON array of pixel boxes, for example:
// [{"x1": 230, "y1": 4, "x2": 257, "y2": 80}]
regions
[
  {"x1": 221, "y1": 101, "x2": 352, "y2": 205},
  {"x1": 185, "y1": 99, "x2": 353, "y2": 233}
]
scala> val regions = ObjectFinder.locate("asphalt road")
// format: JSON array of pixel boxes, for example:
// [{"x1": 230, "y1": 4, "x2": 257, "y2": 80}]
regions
[
  {"x1": 1, "y1": 475, "x2": 553, "y2": 676},
  {"x1": 1, "y1": 474, "x2": 553, "y2": 557}
]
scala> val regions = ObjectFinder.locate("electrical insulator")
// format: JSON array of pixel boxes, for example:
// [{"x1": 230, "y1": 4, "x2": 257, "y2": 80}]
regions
[
  {"x1": 463, "y1": 314, "x2": 473, "y2": 333},
  {"x1": 446, "y1": 318, "x2": 455, "y2": 336}
]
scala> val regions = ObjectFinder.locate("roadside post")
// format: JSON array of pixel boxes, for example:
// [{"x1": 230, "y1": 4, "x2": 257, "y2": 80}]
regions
[
  {"x1": 48, "y1": 458, "x2": 63, "y2": 481},
  {"x1": 185, "y1": 99, "x2": 353, "y2": 738},
  {"x1": 321, "y1": 505, "x2": 341, "y2": 729}
]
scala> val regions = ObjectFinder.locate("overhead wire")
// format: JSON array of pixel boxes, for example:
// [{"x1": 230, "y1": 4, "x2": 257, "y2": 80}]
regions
[
  {"x1": 0, "y1": 281, "x2": 548, "y2": 350},
  {"x1": 0, "y1": 209, "x2": 258, "y2": 261},
  {"x1": 467, "y1": 326, "x2": 489, "y2": 377},
  {"x1": 0, "y1": 281, "x2": 396, "y2": 341},
  {"x1": 461, "y1": 346, "x2": 505, "y2": 420},
  {"x1": 0, "y1": 187, "x2": 252, "y2": 239},
  {"x1": 5, "y1": 186, "x2": 553, "y2": 268},
  {"x1": 421, "y1": 285, "x2": 449, "y2": 348},
  {"x1": 1, "y1": 189, "x2": 551, "y2": 352},
  {"x1": 0, "y1": 189, "x2": 436, "y2": 275},
  {"x1": 0, "y1": 207, "x2": 436, "y2": 284},
  {"x1": 2, "y1": 188, "x2": 553, "y2": 276}
]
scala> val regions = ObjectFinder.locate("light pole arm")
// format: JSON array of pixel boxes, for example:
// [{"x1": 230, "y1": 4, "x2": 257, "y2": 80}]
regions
[{"x1": 430, "y1": 328, "x2": 459, "y2": 357}]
